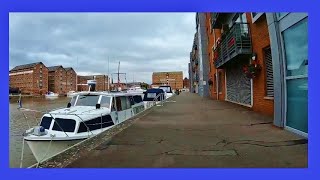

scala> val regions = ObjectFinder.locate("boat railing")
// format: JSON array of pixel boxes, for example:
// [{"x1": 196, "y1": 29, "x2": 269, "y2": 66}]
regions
[{"x1": 152, "y1": 93, "x2": 166, "y2": 106}]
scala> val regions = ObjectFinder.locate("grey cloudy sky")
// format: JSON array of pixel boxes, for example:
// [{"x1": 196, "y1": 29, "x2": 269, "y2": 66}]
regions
[{"x1": 9, "y1": 13, "x2": 195, "y2": 84}]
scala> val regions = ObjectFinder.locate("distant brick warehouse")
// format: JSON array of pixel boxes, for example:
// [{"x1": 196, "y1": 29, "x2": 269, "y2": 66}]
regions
[
  {"x1": 48, "y1": 65, "x2": 67, "y2": 95},
  {"x1": 152, "y1": 71, "x2": 183, "y2": 90},
  {"x1": 65, "y1": 67, "x2": 77, "y2": 92},
  {"x1": 77, "y1": 75, "x2": 109, "y2": 91},
  {"x1": 9, "y1": 62, "x2": 48, "y2": 95},
  {"x1": 183, "y1": 77, "x2": 190, "y2": 89}
]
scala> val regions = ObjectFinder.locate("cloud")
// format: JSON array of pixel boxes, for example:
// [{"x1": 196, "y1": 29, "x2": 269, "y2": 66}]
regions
[{"x1": 9, "y1": 13, "x2": 195, "y2": 83}]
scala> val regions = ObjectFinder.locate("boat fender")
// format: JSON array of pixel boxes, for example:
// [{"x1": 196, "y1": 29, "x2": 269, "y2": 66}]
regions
[
  {"x1": 32, "y1": 126, "x2": 47, "y2": 136},
  {"x1": 23, "y1": 128, "x2": 34, "y2": 136}
]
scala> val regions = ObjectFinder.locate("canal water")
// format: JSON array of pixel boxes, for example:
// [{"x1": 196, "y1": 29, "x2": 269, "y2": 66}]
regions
[{"x1": 9, "y1": 97, "x2": 70, "y2": 168}]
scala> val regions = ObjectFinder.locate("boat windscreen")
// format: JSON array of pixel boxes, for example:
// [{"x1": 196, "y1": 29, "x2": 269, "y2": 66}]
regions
[{"x1": 76, "y1": 95, "x2": 100, "y2": 106}]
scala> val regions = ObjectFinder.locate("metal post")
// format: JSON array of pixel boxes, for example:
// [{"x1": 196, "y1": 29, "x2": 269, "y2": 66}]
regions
[{"x1": 108, "y1": 56, "x2": 110, "y2": 92}]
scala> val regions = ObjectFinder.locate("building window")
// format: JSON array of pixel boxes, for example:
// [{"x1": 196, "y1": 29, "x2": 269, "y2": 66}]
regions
[
  {"x1": 282, "y1": 18, "x2": 308, "y2": 77},
  {"x1": 251, "y1": 13, "x2": 264, "y2": 23},
  {"x1": 277, "y1": 13, "x2": 288, "y2": 19},
  {"x1": 264, "y1": 47, "x2": 274, "y2": 97}
]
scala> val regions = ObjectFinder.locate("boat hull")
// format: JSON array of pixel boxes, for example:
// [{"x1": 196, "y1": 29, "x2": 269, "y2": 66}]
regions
[{"x1": 26, "y1": 139, "x2": 84, "y2": 163}]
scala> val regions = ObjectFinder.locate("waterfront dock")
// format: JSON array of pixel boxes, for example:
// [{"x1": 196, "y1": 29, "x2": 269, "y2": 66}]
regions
[{"x1": 65, "y1": 92, "x2": 307, "y2": 168}]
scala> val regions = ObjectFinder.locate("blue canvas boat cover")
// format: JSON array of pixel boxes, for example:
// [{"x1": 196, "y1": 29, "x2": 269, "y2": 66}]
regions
[{"x1": 143, "y1": 88, "x2": 165, "y2": 101}]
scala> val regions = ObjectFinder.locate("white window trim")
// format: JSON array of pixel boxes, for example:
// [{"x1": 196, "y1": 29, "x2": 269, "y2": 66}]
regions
[{"x1": 251, "y1": 13, "x2": 264, "y2": 23}]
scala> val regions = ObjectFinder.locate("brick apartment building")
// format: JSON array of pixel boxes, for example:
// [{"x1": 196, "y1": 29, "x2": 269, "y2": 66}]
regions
[
  {"x1": 65, "y1": 67, "x2": 77, "y2": 92},
  {"x1": 152, "y1": 71, "x2": 183, "y2": 90},
  {"x1": 190, "y1": 13, "x2": 308, "y2": 137},
  {"x1": 205, "y1": 13, "x2": 273, "y2": 115},
  {"x1": 77, "y1": 75, "x2": 109, "y2": 91},
  {"x1": 9, "y1": 62, "x2": 48, "y2": 95}
]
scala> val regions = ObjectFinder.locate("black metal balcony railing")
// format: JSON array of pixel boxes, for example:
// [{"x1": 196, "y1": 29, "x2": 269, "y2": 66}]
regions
[
  {"x1": 214, "y1": 23, "x2": 252, "y2": 68},
  {"x1": 211, "y1": 13, "x2": 231, "y2": 29}
]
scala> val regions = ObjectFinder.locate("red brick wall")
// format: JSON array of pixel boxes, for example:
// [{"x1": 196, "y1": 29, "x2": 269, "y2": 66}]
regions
[
  {"x1": 32, "y1": 63, "x2": 48, "y2": 95},
  {"x1": 247, "y1": 13, "x2": 274, "y2": 116},
  {"x1": 66, "y1": 69, "x2": 77, "y2": 92},
  {"x1": 152, "y1": 72, "x2": 183, "y2": 90},
  {"x1": 95, "y1": 75, "x2": 107, "y2": 91},
  {"x1": 77, "y1": 75, "x2": 109, "y2": 91},
  {"x1": 9, "y1": 69, "x2": 34, "y2": 94},
  {"x1": 183, "y1": 78, "x2": 190, "y2": 89},
  {"x1": 205, "y1": 13, "x2": 225, "y2": 101},
  {"x1": 9, "y1": 63, "x2": 48, "y2": 95},
  {"x1": 48, "y1": 67, "x2": 67, "y2": 95}
]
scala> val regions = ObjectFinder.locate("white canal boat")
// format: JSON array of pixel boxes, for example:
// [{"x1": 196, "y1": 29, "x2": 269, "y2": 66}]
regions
[{"x1": 23, "y1": 91, "x2": 146, "y2": 163}]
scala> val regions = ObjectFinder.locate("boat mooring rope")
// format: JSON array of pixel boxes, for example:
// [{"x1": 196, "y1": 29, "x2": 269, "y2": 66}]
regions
[
  {"x1": 36, "y1": 135, "x2": 54, "y2": 168},
  {"x1": 19, "y1": 138, "x2": 25, "y2": 168}
]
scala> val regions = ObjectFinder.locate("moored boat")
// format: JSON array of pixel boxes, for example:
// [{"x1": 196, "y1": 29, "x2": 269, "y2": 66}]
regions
[{"x1": 23, "y1": 91, "x2": 145, "y2": 163}]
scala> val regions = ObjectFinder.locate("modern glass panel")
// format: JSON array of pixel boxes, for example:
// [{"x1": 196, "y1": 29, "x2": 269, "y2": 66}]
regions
[
  {"x1": 277, "y1": 13, "x2": 288, "y2": 19},
  {"x1": 283, "y1": 18, "x2": 308, "y2": 77},
  {"x1": 286, "y1": 78, "x2": 308, "y2": 133},
  {"x1": 283, "y1": 18, "x2": 308, "y2": 134}
]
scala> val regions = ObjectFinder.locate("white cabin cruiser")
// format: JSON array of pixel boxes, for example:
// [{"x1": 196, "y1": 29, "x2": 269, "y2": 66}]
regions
[
  {"x1": 159, "y1": 85, "x2": 173, "y2": 99},
  {"x1": 45, "y1": 91, "x2": 59, "y2": 98},
  {"x1": 127, "y1": 86, "x2": 146, "y2": 93},
  {"x1": 23, "y1": 91, "x2": 145, "y2": 163}
]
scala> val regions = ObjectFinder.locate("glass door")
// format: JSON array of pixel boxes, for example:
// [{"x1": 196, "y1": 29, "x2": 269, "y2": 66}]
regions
[{"x1": 282, "y1": 18, "x2": 308, "y2": 135}]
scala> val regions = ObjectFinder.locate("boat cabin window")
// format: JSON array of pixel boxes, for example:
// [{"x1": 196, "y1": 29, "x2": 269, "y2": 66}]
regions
[
  {"x1": 120, "y1": 96, "x2": 131, "y2": 110},
  {"x1": 114, "y1": 96, "x2": 131, "y2": 111},
  {"x1": 100, "y1": 96, "x2": 111, "y2": 108},
  {"x1": 147, "y1": 93, "x2": 157, "y2": 98},
  {"x1": 115, "y1": 97, "x2": 122, "y2": 111},
  {"x1": 159, "y1": 86, "x2": 172, "y2": 93},
  {"x1": 40, "y1": 116, "x2": 52, "y2": 129},
  {"x1": 133, "y1": 95, "x2": 143, "y2": 103},
  {"x1": 111, "y1": 97, "x2": 116, "y2": 111},
  {"x1": 75, "y1": 95, "x2": 100, "y2": 106},
  {"x1": 52, "y1": 118, "x2": 76, "y2": 132},
  {"x1": 77, "y1": 115, "x2": 114, "y2": 133}
]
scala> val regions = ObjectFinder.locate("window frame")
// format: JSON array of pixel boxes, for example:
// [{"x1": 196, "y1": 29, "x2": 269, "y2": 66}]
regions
[
  {"x1": 263, "y1": 46, "x2": 274, "y2": 98},
  {"x1": 251, "y1": 13, "x2": 264, "y2": 23}
]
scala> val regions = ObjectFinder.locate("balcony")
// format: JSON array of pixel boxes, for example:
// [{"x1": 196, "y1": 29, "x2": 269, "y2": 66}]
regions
[
  {"x1": 214, "y1": 23, "x2": 252, "y2": 68},
  {"x1": 211, "y1": 13, "x2": 232, "y2": 29}
]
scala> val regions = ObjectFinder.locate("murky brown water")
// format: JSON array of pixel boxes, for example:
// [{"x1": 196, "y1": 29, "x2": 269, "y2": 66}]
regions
[{"x1": 9, "y1": 96, "x2": 70, "y2": 168}]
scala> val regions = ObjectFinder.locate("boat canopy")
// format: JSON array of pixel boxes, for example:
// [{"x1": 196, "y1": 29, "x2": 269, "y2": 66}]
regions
[{"x1": 143, "y1": 88, "x2": 165, "y2": 101}]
